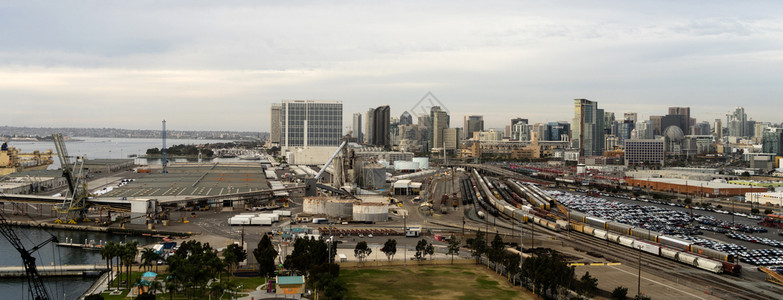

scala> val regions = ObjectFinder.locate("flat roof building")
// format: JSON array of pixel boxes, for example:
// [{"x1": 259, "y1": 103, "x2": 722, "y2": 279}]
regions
[{"x1": 281, "y1": 100, "x2": 343, "y2": 149}]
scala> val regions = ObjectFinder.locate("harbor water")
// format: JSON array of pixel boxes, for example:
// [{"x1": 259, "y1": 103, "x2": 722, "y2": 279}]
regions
[{"x1": 2, "y1": 137, "x2": 235, "y2": 299}]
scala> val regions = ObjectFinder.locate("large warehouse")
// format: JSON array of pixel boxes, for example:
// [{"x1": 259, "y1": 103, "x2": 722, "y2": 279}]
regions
[{"x1": 625, "y1": 177, "x2": 767, "y2": 197}]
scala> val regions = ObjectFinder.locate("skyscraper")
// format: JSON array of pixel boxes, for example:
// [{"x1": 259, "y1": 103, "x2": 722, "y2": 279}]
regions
[
  {"x1": 280, "y1": 100, "x2": 343, "y2": 149},
  {"x1": 365, "y1": 108, "x2": 375, "y2": 144},
  {"x1": 546, "y1": 121, "x2": 570, "y2": 141},
  {"x1": 714, "y1": 119, "x2": 723, "y2": 139},
  {"x1": 352, "y1": 113, "x2": 363, "y2": 142},
  {"x1": 431, "y1": 106, "x2": 449, "y2": 150},
  {"x1": 623, "y1": 112, "x2": 638, "y2": 123},
  {"x1": 729, "y1": 107, "x2": 747, "y2": 137},
  {"x1": 668, "y1": 107, "x2": 691, "y2": 134},
  {"x1": 399, "y1": 111, "x2": 413, "y2": 125},
  {"x1": 371, "y1": 105, "x2": 391, "y2": 148},
  {"x1": 270, "y1": 103, "x2": 281, "y2": 145},
  {"x1": 464, "y1": 115, "x2": 484, "y2": 140},
  {"x1": 572, "y1": 99, "x2": 605, "y2": 156}
]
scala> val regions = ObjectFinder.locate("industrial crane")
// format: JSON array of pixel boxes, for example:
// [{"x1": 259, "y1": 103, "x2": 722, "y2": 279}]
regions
[
  {"x1": 52, "y1": 134, "x2": 89, "y2": 223},
  {"x1": 0, "y1": 213, "x2": 58, "y2": 300}
]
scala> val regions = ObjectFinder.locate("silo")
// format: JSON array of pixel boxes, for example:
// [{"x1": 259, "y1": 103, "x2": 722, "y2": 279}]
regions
[
  {"x1": 352, "y1": 202, "x2": 389, "y2": 222},
  {"x1": 326, "y1": 199, "x2": 355, "y2": 218},
  {"x1": 303, "y1": 197, "x2": 330, "y2": 215},
  {"x1": 412, "y1": 157, "x2": 429, "y2": 169}
]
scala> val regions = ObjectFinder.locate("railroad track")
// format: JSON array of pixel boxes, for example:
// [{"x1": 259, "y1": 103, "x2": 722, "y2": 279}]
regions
[{"x1": 562, "y1": 229, "x2": 780, "y2": 299}]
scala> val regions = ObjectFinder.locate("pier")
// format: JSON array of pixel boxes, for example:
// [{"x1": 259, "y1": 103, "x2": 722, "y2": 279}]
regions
[{"x1": 0, "y1": 265, "x2": 107, "y2": 277}]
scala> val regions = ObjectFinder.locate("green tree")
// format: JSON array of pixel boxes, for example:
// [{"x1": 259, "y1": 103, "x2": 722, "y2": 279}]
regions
[
  {"x1": 765, "y1": 208, "x2": 773, "y2": 214},
  {"x1": 447, "y1": 234, "x2": 461, "y2": 264},
  {"x1": 167, "y1": 240, "x2": 226, "y2": 298},
  {"x1": 578, "y1": 271, "x2": 599, "y2": 297},
  {"x1": 354, "y1": 241, "x2": 372, "y2": 264},
  {"x1": 222, "y1": 243, "x2": 247, "y2": 278},
  {"x1": 469, "y1": 230, "x2": 487, "y2": 264},
  {"x1": 253, "y1": 235, "x2": 278, "y2": 278},
  {"x1": 415, "y1": 239, "x2": 429, "y2": 263},
  {"x1": 502, "y1": 252, "x2": 521, "y2": 285},
  {"x1": 284, "y1": 237, "x2": 329, "y2": 274},
  {"x1": 751, "y1": 207, "x2": 760, "y2": 214},
  {"x1": 426, "y1": 243, "x2": 435, "y2": 261},
  {"x1": 611, "y1": 286, "x2": 629, "y2": 300},
  {"x1": 381, "y1": 239, "x2": 397, "y2": 262},
  {"x1": 140, "y1": 248, "x2": 160, "y2": 272},
  {"x1": 99, "y1": 242, "x2": 117, "y2": 290},
  {"x1": 121, "y1": 241, "x2": 139, "y2": 290},
  {"x1": 489, "y1": 233, "x2": 505, "y2": 267}
]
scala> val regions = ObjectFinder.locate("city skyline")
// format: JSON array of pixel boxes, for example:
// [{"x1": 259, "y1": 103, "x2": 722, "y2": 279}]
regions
[{"x1": 1, "y1": 1, "x2": 782, "y2": 131}]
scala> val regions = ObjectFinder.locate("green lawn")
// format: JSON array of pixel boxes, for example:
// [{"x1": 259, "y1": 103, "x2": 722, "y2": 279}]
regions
[{"x1": 340, "y1": 265, "x2": 536, "y2": 300}]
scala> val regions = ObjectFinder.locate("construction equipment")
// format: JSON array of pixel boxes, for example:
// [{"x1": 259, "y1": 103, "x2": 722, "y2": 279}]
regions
[
  {"x1": 0, "y1": 212, "x2": 58, "y2": 300},
  {"x1": 52, "y1": 133, "x2": 89, "y2": 223}
]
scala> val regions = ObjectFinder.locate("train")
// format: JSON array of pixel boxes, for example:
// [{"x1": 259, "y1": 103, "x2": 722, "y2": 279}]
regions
[
  {"x1": 568, "y1": 210, "x2": 741, "y2": 275},
  {"x1": 470, "y1": 169, "x2": 563, "y2": 232}
]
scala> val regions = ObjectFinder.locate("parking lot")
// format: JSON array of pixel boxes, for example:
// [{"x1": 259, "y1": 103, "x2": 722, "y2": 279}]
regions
[{"x1": 549, "y1": 190, "x2": 783, "y2": 267}]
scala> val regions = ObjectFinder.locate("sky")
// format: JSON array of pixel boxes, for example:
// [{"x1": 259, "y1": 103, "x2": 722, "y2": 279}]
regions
[{"x1": 2, "y1": 1, "x2": 783, "y2": 132}]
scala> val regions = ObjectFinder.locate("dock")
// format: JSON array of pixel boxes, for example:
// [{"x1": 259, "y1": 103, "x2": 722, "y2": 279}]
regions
[{"x1": 0, "y1": 265, "x2": 108, "y2": 277}]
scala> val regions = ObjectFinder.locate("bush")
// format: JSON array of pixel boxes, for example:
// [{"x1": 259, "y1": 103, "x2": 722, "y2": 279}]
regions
[
  {"x1": 765, "y1": 209, "x2": 773, "y2": 214},
  {"x1": 85, "y1": 294, "x2": 104, "y2": 300},
  {"x1": 716, "y1": 205, "x2": 723, "y2": 209},
  {"x1": 751, "y1": 208, "x2": 760, "y2": 214},
  {"x1": 611, "y1": 286, "x2": 628, "y2": 300}
]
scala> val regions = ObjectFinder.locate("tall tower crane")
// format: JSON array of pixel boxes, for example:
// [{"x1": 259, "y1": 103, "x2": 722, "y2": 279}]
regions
[
  {"x1": 52, "y1": 134, "x2": 89, "y2": 223},
  {"x1": 0, "y1": 213, "x2": 58, "y2": 300}
]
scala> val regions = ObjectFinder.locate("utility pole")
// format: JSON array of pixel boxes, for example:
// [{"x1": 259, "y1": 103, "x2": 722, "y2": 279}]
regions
[{"x1": 637, "y1": 245, "x2": 642, "y2": 299}]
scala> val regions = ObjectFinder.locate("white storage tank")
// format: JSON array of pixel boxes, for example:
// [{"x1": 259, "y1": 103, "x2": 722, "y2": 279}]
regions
[
  {"x1": 325, "y1": 199, "x2": 355, "y2": 218},
  {"x1": 352, "y1": 202, "x2": 388, "y2": 222},
  {"x1": 412, "y1": 157, "x2": 429, "y2": 169},
  {"x1": 303, "y1": 197, "x2": 330, "y2": 214}
]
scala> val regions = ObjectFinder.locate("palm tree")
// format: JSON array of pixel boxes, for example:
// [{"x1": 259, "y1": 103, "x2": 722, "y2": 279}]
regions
[
  {"x1": 100, "y1": 242, "x2": 116, "y2": 290},
  {"x1": 148, "y1": 280, "x2": 163, "y2": 296},
  {"x1": 140, "y1": 248, "x2": 159, "y2": 271},
  {"x1": 122, "y1": 241, "x2": 139, "y2": 290}
]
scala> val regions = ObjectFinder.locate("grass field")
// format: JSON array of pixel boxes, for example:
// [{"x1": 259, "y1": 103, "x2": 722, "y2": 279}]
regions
[{"x1": 340, "y1": 265, "x2": 537, "y2": 300}]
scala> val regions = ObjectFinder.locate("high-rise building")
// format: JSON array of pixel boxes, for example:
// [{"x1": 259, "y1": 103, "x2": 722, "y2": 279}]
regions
[
  {"x1": 464, "y1": 115, "x2": 484, "y2": 140},
  {"x1": 694, "y1": 121, "x2": 710, "y2": 136},
  {"x1": 512, "y1": 121, "x2": 531, "y2": 141},
  {"x1": 399, "y1": 111, "x2": 413, "y2": 125},
  {"x1": 763, "y1": 128, "x2": 783, "y2": 156},
  {"x1": 649, "y1": 116, "x2": 663, "y2": 137},
  {"x1": 668, "y1": 107, "x2": 691, "y2": 133},
  {"x1": 604, "y1": 112, "x2": 616, "y2": 135},
  {"x1": 270, "y1": 103, "x2": 281, "y2": 145},
  {"x1": 371, "y1": 105, "x2": 391, "y2": 148},
  {"x1": 352, "y1": 113, "x2": 363, "y2": 142},
  {"x1": 443, "y1": 128, "x2": 461, "y2": 151},
  {"x1": 572, "y1": 99, "x2": 605, "y2": 156},
  {"x1": 280, "y1": 100, "x2": 343, "y2": 149},
  {"x1": 510, "y1": 118, "x2": 528, "y2": 140},
  {"x1": 624, "y1": 112, "x2": 638, "y2": 123},
  {"x1": 617, "y1": 119, "x2": 635, "y2": 146},
  {"x1": 365, "y1": 108, "x2": 375, "y2": 144},
  {"x1": 546, "y1": 122, "x2": 571, "y2": 141},
  {"x1": 729, "y1": 107, "x2": 747, "y2": 137},
  {"x1": 431, "y1": 106, "x2": 449, "y2": 150},
  {"x1": 714, "y1": 119, "x2": 723, "y2": 139}
]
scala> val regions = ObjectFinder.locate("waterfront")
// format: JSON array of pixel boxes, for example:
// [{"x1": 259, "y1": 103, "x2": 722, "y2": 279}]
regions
[
  {"x1": 9, "y1": 137, "x2": 239, "y2": 169},
  {"x1": 1, "y1": 136, "x2": 211, "y2": 299},
  {"x1": 0, "y1": 227, "x2": 159, "y2": 300}
]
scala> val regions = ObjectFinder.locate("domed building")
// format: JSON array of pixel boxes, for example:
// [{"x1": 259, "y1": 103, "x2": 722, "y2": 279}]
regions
[{"x1": 663, "y1": 125, "x2": 685, "y2": 156}]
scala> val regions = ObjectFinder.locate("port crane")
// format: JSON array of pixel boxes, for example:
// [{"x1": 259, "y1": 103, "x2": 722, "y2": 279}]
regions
[
  {"x1": 0, "y1": 212, "x2": 58, "y2": 300},
  {"x1": 52, "y1": 134, "x2": 89, "y2": 223}
]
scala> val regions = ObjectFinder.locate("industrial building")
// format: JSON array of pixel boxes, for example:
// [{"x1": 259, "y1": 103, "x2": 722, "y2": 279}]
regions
[
  {"x1": 0, "y1": 170, "x2": 67, "y2": 194},
  {"x1": 95, "y1": 163, "x2": 274, "y2": 207},
  {"x1": 624, "y1": 138, "x2": 665, "y2": 166},
  {"x1": 83, "y1": 159, "x2": 135, "y2": 174},
  {"x1": 624, "y1": 177, "x2": 766, "y2": 197}
]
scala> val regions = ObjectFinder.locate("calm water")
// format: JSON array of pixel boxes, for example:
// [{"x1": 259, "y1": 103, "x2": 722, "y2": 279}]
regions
[
  {"x1": 10, "y1": 136, "x2": 237, "y2": 169},
  {"x1": 0, "y1": 227, "x2": 159, "y2": 300},
  {"x1": 2, "y1": 137, "x2": 227, "y2": 300}
]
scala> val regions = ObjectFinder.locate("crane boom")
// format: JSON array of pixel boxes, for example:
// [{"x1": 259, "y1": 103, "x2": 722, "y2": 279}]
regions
[{"x1": 0, "y1": 213, "x2": 57, "y2": 300}]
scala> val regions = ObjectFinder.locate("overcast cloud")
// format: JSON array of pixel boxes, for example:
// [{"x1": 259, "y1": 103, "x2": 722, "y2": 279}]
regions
[{"x1": 2, "y1": 1, "x2": 782, "y2": 132}]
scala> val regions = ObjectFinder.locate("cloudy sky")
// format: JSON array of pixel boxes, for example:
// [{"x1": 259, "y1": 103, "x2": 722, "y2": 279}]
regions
[{"x1": 2, "y1": 1, "x2": 782, "y2": 132}]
